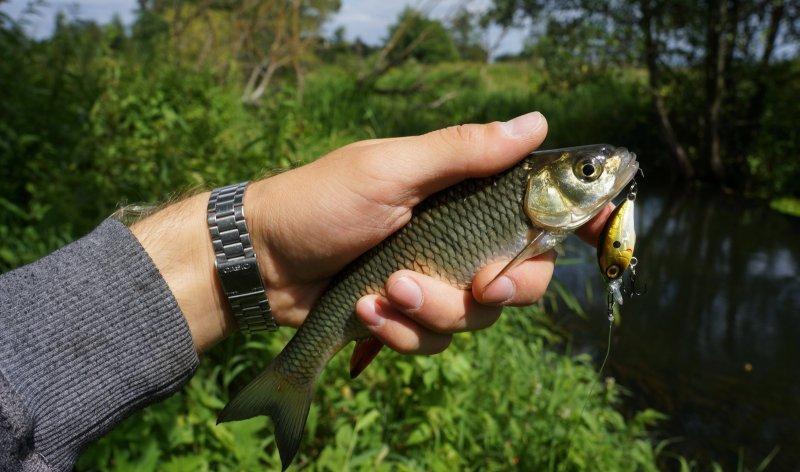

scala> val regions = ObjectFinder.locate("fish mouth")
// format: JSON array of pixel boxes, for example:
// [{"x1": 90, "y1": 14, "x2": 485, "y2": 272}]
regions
[{"x1": 610, "y1": 148, "x2": 639, "y2": 197}]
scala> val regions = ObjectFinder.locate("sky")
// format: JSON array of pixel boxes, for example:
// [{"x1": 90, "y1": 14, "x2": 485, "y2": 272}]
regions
[{"x1": 1, "y1": 0, "x2": 528, "y2": 56}]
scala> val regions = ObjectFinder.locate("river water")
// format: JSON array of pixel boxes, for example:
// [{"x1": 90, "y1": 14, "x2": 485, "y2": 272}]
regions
[{"x1": 552, "y1": 185, "x2": 800, "y2": 471}]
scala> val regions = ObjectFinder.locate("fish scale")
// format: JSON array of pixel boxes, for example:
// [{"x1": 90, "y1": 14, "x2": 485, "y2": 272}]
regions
[{"x1": 217, "y1": 144, "x2": 638, "y2": 470}]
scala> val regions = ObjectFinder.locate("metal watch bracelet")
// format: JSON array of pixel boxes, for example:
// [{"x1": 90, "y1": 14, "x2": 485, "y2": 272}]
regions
[{"x1": 207, "y1": 182, "x2": 277, "y2": 333}]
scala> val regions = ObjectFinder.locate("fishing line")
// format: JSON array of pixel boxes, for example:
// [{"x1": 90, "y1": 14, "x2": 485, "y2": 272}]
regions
[
  {"x1": 563, "y1": 295, "x2": 615, "y2": 461},
  {"x1": 577, "y1": 292, "x2": 615, "y2": 420},
  {"x1": 596, "y1": 298, "x2": 615, "y2": 391}
]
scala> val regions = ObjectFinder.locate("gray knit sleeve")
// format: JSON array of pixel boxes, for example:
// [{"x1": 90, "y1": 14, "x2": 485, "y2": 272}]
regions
[{"x1": 0, "y1": 218, "x2": 200, "y2": 471}]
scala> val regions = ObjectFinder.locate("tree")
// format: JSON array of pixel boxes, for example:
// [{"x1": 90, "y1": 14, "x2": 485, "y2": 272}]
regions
[
  {"x1": 132, "y1": 0, "x2": 342, "y2": 104},
  {"x1": 638, "y1": 0, "x2": 694, "y2": 180},
  {"x1": 385, "y1": 8, "x2": 459, "y2": 65},
  {"x1": 449, "y1": 7, "x2": 489, "y2": 62},
  {"x1": 485, "y1": 0, "x2": 800, "y2": 187}
]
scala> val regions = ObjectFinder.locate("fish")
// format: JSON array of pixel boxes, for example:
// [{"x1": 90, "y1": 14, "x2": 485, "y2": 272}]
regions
[
  {"x1": 597, "y1": 190, "x2": 637, "y2": 305},
  {"x1": 217, "y1": 144, "x2": 639, "y2": 469}
]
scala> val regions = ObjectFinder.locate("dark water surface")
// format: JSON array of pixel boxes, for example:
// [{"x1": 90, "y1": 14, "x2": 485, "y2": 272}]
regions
[{"x1": 552, "y1": 186, "x2": 800, "y2": 471}]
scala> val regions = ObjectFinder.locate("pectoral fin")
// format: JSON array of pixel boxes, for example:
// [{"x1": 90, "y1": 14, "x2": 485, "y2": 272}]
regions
[
  {"x1": 487, "y1": 230, "x2": 566, "y2": 286},
  {"x1": 350, "y1": 336, "x2": 384, "y2": 378}
]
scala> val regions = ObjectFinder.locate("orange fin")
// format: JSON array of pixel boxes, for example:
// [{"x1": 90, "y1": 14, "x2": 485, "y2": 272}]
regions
[{"x1": 350, "y1": 337, "x2": 384, "y2": 379}]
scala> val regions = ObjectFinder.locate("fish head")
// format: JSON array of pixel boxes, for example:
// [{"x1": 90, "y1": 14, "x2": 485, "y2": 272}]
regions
[{"x1": 523, "y1": 144, "x2": 638, "y2": 231}]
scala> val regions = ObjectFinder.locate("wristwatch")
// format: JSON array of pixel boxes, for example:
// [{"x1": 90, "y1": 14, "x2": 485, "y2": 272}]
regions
[{"x1": 207, "y1": 182, "x2": 278, "y2": 333}]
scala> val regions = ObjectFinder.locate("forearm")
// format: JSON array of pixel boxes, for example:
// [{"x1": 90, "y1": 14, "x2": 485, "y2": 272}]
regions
[
  {"x1": 130, "y1": 192, "x2": 234, "y2": 352},
  {"x1": 0, "y1": 219, "x2": 198, "y2": 471}
]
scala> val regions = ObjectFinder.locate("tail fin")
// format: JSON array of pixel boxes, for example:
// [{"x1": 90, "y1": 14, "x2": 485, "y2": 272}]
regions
[{"x1": 217, "y1": 362, "x2": 314, "y2": 470}]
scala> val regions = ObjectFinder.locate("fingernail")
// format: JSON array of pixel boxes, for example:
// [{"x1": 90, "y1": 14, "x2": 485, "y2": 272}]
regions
[
  {"x1": 388, "y1": 276, "x2": 423, "y2": 310},
  {"x1": 483, "y1": 276, "x2": 516, "y2": 305},
  {"x1": 357, "y1": 297, "x2": 385, "y2": 328},
  {"x1": 501, "y1": 111, "x2": 545, "y2": 138}
]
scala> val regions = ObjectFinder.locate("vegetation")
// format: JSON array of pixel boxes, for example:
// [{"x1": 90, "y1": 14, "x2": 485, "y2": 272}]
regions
[
  {"x1": 770, "y1": 197, "x2": 800, "y2": 217},
  {"x1": 0, "y1": 0, "x2": 797, "y2": 470},
  {"x1": 76, "y1": 309, "x2": 668, "y2": 471},
  {"x1": 488, "y1": 0, "x2": 800, "y2": 192}
]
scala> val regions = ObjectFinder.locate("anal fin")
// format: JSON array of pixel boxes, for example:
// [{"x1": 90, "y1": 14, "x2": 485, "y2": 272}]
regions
[{"x1": 350, "y1": 336, "x2": 384, "y2": 379}]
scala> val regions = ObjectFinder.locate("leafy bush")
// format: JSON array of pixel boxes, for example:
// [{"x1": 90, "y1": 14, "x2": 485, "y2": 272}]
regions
[{"x1": 77, "y1": 307, "x2": 665, "y2": 471}]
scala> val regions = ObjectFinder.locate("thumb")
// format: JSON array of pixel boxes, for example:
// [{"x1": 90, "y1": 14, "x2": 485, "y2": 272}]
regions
[{"x1": 377, "y1": 111, "x2": 548, "y2": 203}]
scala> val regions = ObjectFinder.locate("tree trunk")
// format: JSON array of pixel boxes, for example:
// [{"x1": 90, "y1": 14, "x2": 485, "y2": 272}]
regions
[
  {"x1": 705, "y1": 0, "x2": 730, "y2": 185},
  {"x1": 742, "y1": 1, "x2": 785, "y2": 156},
  {"x1": 640, "y1": 0, "x2": 695, "y2": 180}
]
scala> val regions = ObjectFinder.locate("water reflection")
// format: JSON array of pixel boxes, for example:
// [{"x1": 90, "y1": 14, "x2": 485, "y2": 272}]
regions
[{"x1": 553, "y1": 186, "x2": 800, "y2": 470}]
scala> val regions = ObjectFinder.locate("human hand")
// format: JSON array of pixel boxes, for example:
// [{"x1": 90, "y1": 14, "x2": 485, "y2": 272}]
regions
[{"x1": 133, "y1": 111, "x2": 613, "y2": 353}]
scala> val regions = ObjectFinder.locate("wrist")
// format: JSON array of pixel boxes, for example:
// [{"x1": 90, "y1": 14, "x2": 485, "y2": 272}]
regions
[
  {"x1": 131, "y1": 192, "x2": 236, "y2": 353},
  {"x1": 242, "y1": 177, "x2": 325, "y2": 328},
  {"x1": 242, "y1": 179, "x2": 291, "y2": 321}
]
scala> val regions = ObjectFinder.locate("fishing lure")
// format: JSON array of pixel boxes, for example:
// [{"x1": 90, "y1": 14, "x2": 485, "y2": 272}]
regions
[{"x1": 598, "y1": 181, "x2": 638, "y2": 310}]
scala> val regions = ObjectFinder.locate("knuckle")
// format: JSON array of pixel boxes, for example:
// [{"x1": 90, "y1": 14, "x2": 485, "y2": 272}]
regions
[
  {"x1": 425, "y1": 315, "x2": 453, "y2": 333},
  {"x1": 445, "y1": 124, "x2": 484, "y2": 146},
  {"x1": 440, "y1": 312, "x2": 466, "y2": 333},
  {"x1": 413, "y1": 292, "x2": 465, "y2": 333}
]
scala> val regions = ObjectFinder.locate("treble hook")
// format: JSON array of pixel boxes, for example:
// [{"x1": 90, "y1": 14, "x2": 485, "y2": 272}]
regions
[
  {"x1": 624, "y1": 257, "x2": 647, "y2": 297},
  {"x1": 627, "y1": 180, "x2": 638, "y2": 201}
]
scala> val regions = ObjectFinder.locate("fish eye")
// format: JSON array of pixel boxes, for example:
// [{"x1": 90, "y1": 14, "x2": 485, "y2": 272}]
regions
[
  {"x1": 573, "y1": 157, "x2": 603, "y2": 181},
  {"x1": 606, "y1": 265, "x2": 620, "y2": 278}
]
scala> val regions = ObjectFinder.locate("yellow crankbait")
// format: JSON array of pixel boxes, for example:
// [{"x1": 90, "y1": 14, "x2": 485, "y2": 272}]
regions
[{"x1": 598, "y1": 184, "x2": 637, "y2": 306}]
